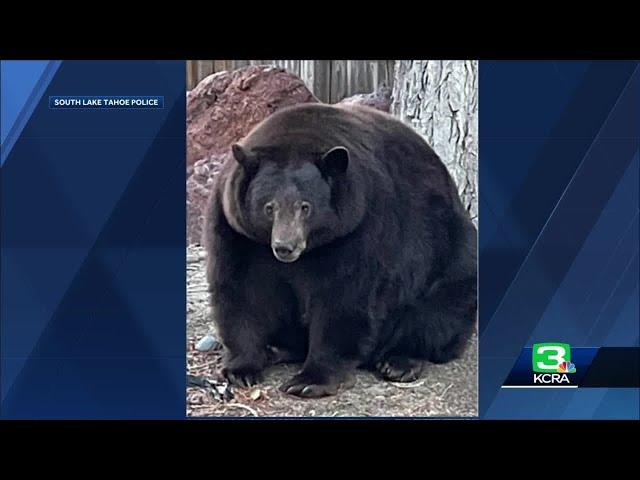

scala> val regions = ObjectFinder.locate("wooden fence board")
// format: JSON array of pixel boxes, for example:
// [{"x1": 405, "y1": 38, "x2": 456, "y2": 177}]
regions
[{"x1": 186, "y1": 60, "x2": 395, "y2": 103}]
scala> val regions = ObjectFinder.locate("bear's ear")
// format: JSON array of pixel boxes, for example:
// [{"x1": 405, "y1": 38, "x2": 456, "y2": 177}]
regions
[
  {"x1": 317, "y1": 146, "x2": 349, "y2": 178},
  {"x1": 231, "y1": 144, "x2": 258, "y2": 171}
]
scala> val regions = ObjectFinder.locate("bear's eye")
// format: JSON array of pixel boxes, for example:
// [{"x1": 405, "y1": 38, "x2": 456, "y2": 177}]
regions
[
  {"x1": 300, "y1": 202, "x2": 311, "y2": 217},
  {"x1": 264, "y1": 202, "x2": 275, "y2": 218}
]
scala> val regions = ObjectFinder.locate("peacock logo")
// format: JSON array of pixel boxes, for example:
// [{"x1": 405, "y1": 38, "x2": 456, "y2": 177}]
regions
[{"x1": 557, "y1": 361, "x2": 576, "y2": 374}]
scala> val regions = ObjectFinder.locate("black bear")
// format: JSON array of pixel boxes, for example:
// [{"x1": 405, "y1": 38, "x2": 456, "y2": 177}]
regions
[{"x1": 205, "y1": 103, "x2": 477, "y2": 398}]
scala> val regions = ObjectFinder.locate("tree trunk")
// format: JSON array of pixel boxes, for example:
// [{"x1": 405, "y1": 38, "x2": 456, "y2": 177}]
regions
[{"x1": 391, "y1": 60, "x2": 478, "y2": 224}]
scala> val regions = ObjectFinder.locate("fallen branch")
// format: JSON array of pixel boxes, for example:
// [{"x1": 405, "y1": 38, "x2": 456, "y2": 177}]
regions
[
  {"x1": 439, "y1": 383, "x2": 453, "y2": 399},
  {"x1": 390, "y1": 380, "x2": 426, "y2": 389}
]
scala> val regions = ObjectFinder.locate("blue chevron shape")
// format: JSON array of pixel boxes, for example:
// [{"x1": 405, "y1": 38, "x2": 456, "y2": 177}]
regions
[{"x1": 1, "y1": 60, "x2": 62, "y2": 166}]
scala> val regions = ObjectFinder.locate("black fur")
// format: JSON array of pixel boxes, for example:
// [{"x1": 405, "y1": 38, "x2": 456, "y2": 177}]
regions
[{"x1": 205, "y1": 103, "x2": 477, "y2": 397}]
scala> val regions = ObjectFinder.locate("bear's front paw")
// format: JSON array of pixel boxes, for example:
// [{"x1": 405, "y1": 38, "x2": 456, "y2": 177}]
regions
[
  {"x1": 221, "y1": 364, "x2": 263, "y2": 388},
  {"x1": 280, "y1": 371, "x2": 340, "y2": 398}
]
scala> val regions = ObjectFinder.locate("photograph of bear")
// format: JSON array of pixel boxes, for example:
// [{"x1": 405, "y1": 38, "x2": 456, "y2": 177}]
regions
[{"x1": 205, "y1": 103, "x2": 477, "y2": 398}]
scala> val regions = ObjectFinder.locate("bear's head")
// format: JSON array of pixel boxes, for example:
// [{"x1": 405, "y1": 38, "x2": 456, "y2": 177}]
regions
[{"x1": 230, "y1": 142, "x2": 350, "y2": 263}]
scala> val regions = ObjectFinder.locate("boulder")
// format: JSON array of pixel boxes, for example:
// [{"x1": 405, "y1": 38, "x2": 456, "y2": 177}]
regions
[{"x1": 187, "y1": 65, "x2": 319, "y2": 167}]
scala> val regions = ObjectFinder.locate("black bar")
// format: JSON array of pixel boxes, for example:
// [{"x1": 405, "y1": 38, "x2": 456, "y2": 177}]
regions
[{"x1": 581, "y1": 347, "x2": 640, "y2": 388}]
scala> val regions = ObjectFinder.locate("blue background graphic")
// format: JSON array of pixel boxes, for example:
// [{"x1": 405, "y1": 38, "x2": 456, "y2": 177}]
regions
[
  {"x1": 479, "y1": 60, "x2": 639, "y2": 419},
  {"x1": 1, "y1": 60, "x2": 186, "y2": 419},
  {"x1": 1, "y1": 61, "x2": 61, "y2": 165}
]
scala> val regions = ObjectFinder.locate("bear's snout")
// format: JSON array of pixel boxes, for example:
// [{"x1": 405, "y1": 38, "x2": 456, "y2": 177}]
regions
[
  {"x1": 271, "y1": 207, "x2": 307, "y2": 263},
  {"x1": 274, "y1": 243, "x2": 294, "y2": 258},
  {"x1": 271, "y1": 240, "x2": 305, "y2": 263}
]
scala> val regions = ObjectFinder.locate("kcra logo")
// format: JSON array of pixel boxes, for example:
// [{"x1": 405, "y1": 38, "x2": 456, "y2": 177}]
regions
[{"x1": 532, "y1": 343, "x2": 576, "y2": 384}]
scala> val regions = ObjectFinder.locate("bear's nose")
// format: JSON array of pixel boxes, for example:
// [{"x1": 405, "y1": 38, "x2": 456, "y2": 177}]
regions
[{"x1": 273, "y1": 244, "x2": 294, "y2": 258}]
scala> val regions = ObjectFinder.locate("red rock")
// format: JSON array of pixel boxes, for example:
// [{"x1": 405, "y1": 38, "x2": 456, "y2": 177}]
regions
[{"x1": 187, "y1": 65, "x2": 319, "y2": 167}]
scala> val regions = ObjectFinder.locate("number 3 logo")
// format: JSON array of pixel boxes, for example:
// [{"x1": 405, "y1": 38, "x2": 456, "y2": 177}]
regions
[{"x1": 532, "y1": 343, "x2": 571, "y2": 373}]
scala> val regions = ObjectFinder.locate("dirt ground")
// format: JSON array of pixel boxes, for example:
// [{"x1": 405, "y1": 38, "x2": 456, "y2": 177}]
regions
[{"x1": 186, "y1": 245, "x2": 478, "y2": 417}]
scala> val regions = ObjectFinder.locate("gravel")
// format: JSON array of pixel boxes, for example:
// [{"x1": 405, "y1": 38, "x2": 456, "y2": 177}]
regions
[{"x1": 186, "y1": 245, "x2": 478, "y2": 417}]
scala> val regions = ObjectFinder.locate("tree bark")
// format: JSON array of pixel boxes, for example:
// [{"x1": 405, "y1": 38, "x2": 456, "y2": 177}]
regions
[{"x1": 391, "y1": 60, "x2": 478, "y2": 224}]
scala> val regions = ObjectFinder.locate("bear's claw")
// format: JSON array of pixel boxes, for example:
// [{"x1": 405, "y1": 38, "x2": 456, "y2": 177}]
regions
[
  {"x1": 376, "y1": 356, "x2": 423, "y2": 383},
  {"x1": 222, "y1": 367, "x2": 263, "y2": 388},
  {"x1": 280, "y1": 373, "x2": 339, "y2": 398}
]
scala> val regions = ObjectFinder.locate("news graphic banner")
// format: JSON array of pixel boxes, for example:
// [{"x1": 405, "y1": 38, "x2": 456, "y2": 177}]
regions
[
  {"x1": 502, "y1": 344, "x2": 639, "y2": 388},
  {"x1": 49, "y1": 96, "x2": 165, "y2": 109},
  {"x1": 1, "y1": 60, "x2": 186, "y2": 419}
]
